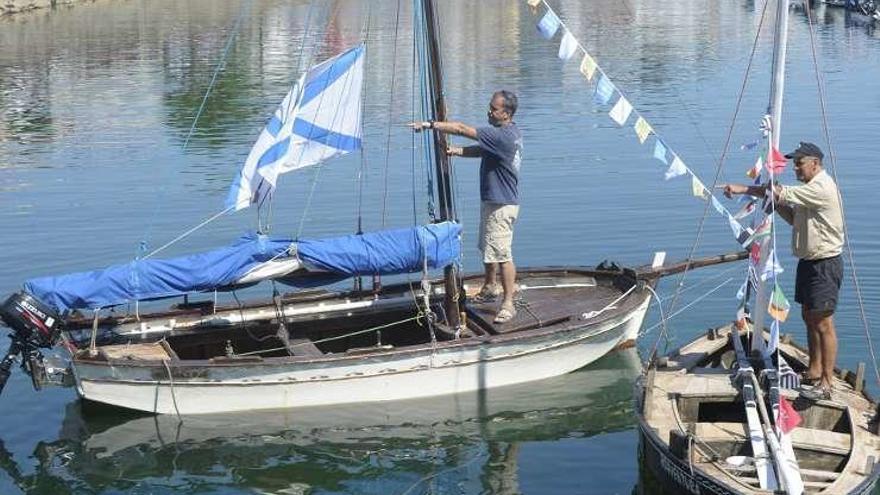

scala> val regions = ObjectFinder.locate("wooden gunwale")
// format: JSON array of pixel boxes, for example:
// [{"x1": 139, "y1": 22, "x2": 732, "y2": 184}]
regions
[
  {"x1": 73, "y1": 287, "x2": 647, "y2": 371},
  {"x1": 62, "y1": 266, "x2": 637, "y2": 330}
]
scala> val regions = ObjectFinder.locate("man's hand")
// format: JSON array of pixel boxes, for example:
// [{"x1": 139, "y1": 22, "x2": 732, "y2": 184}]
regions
[
  {"x1": 408, "y1": 121, "x2": 431, "y2": 133},
  {"x1": 718, "y1": 184, "x2": 747, "y2": 199},
  {"x1": 447, "y1": 146, "x2": 463, "y2": 156},
  {"x1": 717, "y1": 183, "x2": 772, "y2": 199}
]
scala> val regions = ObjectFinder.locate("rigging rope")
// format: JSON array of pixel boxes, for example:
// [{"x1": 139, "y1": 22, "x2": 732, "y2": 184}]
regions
[
  {"x1": 380, "y1": 0, "x2": 404, "y2": 228},
  {"x1": 236, "y1": 315, "x2": 423, "y2": 356},
  {"x1": 643, "y1": 277, "x2": 735, "y2": 340},
  {"x1": 803, "y1": 5, "x2": 879, "y2": 387},
  {"x1": 138, "y1": 2, "x2": 249, "y2": 259},
  {"x1": 260, "y1": 0, "x2": 318, "y2": 232},
  {"x1": 293, "y1": 2, "x2": 357, "y2": 240},
  {"x1": 664, "y1": 0, "x2": 770, "y2": 321},
  {"x1": 356, "y1": 1, "x2": 375, "y2": 237}
]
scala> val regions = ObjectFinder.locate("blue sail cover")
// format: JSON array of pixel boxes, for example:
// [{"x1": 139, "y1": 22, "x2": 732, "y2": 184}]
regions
[
  {"x1": 297, "y1": 222, "x2": 460, "y2": 276},
  {"x1": 24, "y1": 222, "x2": 461, "y2": 313}
]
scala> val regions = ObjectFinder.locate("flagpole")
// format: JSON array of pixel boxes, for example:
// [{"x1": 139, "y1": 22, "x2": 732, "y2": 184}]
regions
[{"x1": 769, "y1": 0, "x2": 790, "y2": 146}]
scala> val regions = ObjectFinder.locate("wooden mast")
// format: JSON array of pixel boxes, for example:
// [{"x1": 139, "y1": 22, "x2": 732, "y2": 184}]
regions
[{"x1": 422, "y1": 0, "x2": 461, "y2": 329}]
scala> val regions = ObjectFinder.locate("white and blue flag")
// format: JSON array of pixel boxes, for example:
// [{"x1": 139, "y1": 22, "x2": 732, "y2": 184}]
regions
[{"x1": 226, "y1": 43, "x2": 365, "y2": 211}]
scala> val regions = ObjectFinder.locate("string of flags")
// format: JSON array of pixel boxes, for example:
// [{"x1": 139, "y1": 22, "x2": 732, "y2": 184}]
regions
[
  {"x1": 524, "y1": 0, "x2": 798, "y2": 333},
  {"x1": 524, "y1": 0, "x2": 751, "y2": 248}
]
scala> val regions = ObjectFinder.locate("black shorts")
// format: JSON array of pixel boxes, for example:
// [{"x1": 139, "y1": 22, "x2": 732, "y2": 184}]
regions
[{"x1": 795, "y1": 255, "x2": 843, "y2": 313}]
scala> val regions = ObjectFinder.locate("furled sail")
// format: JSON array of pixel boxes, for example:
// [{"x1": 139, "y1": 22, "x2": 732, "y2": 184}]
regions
[
  {"x1": 226, "y1": 43, "x2": 366, "y2": 210},
  {"x1": 24, "y1": 222, "x2": 461, "y2": 312}
]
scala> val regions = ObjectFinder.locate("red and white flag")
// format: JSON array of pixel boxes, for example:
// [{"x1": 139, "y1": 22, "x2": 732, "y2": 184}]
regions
[{"x1": 768, "y1": 146, "x2": 787, "y2": 175}]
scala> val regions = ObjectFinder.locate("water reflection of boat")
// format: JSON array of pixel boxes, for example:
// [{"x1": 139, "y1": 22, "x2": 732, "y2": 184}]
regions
[{"x1": 5, "y1": 350, "x2": 641, "y2": 494}]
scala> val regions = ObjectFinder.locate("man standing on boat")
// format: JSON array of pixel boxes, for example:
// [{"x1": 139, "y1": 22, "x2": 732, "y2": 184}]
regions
[
  {"x1": 410, "y1": 90, "x2": 523, "y2": 324},
  {"x1": 721, "y1": 142, "x2": 844, "y2": 400}
]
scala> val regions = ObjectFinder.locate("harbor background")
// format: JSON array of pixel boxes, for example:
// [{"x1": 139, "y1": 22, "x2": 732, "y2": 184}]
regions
[{"x1": 0, "y1": 0, "x2": 878, "y2": 493}]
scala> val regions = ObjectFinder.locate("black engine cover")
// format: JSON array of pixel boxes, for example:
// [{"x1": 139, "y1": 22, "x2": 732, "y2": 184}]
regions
[{"x1": 0, "y1": 292, "x2": 62, "y2": 348}]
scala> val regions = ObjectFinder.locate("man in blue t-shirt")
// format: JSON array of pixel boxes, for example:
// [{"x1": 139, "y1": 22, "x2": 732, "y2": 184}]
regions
[{"x1": 411, "y1": 90, "x2": 523, "y2": 324}]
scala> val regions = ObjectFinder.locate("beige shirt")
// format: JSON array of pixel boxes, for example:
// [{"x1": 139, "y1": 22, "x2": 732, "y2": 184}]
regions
[{"x1": 777, "y1": 169, "x2": 844, "y2": 260}]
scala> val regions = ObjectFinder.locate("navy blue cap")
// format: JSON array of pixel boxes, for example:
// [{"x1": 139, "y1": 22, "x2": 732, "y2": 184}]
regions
[{"x1": 785, "y1": 142, "x2": 824, "y2": 160}]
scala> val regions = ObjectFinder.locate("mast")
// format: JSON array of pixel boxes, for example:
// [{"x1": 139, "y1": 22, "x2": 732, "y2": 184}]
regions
[
  {"x1": 422, "y1": 0, "x2": 461, "y2": 328},
  {"x1": 768, "y1": 0, "x2": 790, "y2": 147},
  {"x1": 752, "y1": 0, "x2": 791, "y2": 354}
]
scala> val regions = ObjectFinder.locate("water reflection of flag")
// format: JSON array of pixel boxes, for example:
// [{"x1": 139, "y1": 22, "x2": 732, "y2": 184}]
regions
[{"x1": 226, "y1": 44, "x2": 365, "y2": 211}]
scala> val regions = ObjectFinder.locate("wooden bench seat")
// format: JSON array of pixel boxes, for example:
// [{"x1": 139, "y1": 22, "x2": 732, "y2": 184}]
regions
[
  {"x1": 694, "y1": 422, "x2": 851, "y2": 455},
  {"x1": 99, "y1": 342, "x2": 177, "y2": 361}
]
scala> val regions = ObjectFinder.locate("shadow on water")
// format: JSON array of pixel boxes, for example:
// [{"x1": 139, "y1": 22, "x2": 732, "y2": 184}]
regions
[{"x1": 0, "y1": 349, "x2": 643, "y2": 494}]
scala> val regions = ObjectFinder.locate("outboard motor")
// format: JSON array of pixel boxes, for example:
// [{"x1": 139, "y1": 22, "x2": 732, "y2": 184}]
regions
[{"x1": 0, "y1": 292, "x2": 63, "y2": 394}]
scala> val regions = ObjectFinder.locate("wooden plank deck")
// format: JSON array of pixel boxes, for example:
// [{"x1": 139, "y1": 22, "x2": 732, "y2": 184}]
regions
[{"x1": 466, "y1": 285, "x2": 623, "y2": 334}]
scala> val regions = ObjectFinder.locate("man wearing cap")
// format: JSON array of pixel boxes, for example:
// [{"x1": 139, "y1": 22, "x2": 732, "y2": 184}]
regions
[{"x1": 721, "y1": 142, "x2": 844, "y2": 401}]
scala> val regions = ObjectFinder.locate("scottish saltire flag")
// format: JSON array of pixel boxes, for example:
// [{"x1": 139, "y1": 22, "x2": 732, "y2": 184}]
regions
[{"x1": 226, "y1": 44, "x2": 366, "y2": 211}]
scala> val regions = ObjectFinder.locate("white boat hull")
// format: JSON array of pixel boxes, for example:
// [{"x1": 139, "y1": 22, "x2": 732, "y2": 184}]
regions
[{"x1": 72, "y1": 295, "x2": 651, "y2": 414}]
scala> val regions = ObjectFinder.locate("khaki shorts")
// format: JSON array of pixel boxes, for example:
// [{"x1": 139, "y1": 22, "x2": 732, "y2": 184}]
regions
[{"x1": 479, "y1": 202, "x2": 519, "y2": 263}]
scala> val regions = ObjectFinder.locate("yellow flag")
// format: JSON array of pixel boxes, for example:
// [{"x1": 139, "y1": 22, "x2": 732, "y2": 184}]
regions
[
  {"x1": 527, "y1": 0, "x2": 541, "y2": 6},
  {"x1": 579, "y1": 53, "x2": 597, "y2": 81},
  {"x1": 634, "y1": 117, "x2": 653, "y2": 144},
  {"x1": 691, "y1": 175, "x2": 707, "y2": 199}
]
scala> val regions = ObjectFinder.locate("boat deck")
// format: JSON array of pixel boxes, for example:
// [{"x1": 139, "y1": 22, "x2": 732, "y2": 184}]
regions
[
  {"x1": 464, "y1": 277, "x2": 624, "y2": 334},
  {"x1": 641, "y1": 324, "x2": 880, "y2": 494}
]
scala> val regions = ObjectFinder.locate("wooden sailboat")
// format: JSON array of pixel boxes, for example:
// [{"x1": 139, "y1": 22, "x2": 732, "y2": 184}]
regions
[
  {"x1": 636, "y1": 1, "x2": 880, "y2": 493},
  {"x1": 0, "y1": 0, "x2": 682, "y2": 415}
]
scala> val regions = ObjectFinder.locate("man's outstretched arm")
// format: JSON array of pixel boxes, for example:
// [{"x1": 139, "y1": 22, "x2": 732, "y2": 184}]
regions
[
  {"x1": 410, "y1": 120, "x2": 478, "y2": 140},
  {"x1": 448, "y1": 145, "x2": 481, "y2": 157}
]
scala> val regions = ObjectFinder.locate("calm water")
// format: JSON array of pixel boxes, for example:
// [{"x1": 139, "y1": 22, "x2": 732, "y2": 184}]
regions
[{"x1": 1, "y1": 0, "x2": 879, "y2": 493}]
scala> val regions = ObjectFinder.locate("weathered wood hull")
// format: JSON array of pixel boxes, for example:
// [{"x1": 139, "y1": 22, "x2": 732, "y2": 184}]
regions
[{"x1": 70, "y1": 269, "x2": 652, "y2": 414}]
